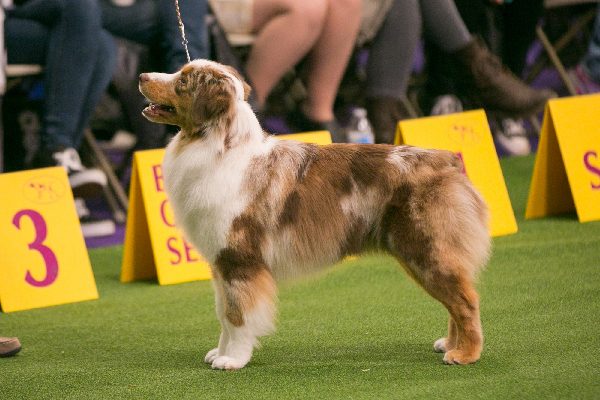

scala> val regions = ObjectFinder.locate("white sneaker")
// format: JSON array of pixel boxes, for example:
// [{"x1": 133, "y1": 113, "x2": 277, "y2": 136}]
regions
[
  {"x1": 494, "y1": 118, "x2": 531, "y2": 156},
  {"x1": 53, "y1": 148, "x2": 107, "y2": 198},
  {"x1": 74, "y1": 198, "x2": 116, "y2": 238},
  {"x1": 430, "y1": 95, "x2": 463, "y2": 116}
]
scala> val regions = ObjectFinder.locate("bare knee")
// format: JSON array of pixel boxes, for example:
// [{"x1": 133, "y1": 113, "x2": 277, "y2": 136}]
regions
[{"x1": 289, "y1": 0, "x2": 327, "y2": 29}]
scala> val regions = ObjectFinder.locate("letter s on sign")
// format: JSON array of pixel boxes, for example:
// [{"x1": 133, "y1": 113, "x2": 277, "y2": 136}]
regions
[
  {"x1": 583, "y1": 151, "x2": 600, "y2": 190},
  {"x1": 13, "y1": 209, "x2": 59, "y2": 287}
]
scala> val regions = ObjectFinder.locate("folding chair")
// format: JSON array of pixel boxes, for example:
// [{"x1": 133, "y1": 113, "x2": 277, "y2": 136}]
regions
[{"x1": 528, "y1": 0, "x2": 599, "y2": 95}]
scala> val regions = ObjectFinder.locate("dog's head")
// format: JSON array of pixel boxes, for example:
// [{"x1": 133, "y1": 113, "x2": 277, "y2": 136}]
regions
[{"x1": 139, "y1": 59, "x2": 251, "y2": 136}]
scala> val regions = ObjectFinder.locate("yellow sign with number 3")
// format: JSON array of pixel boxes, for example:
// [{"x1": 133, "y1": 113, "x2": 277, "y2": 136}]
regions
[{"x1": 0, "y1": 167, "x2": 98, "y2": 312}]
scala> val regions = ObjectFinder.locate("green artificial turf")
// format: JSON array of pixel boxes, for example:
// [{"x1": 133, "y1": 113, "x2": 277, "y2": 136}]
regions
[{"x1": 2, "y1": 155, "x2": 600, "y2": 399}]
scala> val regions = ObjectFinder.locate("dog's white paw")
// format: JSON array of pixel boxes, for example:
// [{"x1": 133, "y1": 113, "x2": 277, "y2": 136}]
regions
[
  {"x1": 204, "y1": 348, "x2": 220, "y2": 364},
  {"x1": 211, "y1": 356, "x2": 247, "y2": 370},
  {"x1": 433, "y1": 338, "x2": 448, "y2": 353}
]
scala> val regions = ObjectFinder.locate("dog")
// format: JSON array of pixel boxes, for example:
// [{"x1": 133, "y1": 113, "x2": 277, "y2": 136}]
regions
[{"x1": 139, "y1": 59, "x2": 490, "y2": 370}]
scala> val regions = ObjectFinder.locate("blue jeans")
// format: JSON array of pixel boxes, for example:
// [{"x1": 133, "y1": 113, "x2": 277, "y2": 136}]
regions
[
  {"x1": 101, "y1": 0, "x2": 208, "y2": 72},
  {"x1": 582, "y1": 5, "x2": 600, "y2": 83},
  {"x1": 5, "y1": 0, "x2": 117, "y2": 152}
]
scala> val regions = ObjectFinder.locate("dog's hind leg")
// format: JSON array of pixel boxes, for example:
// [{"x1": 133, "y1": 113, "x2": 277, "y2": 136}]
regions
[
  {"x1": 433, "y1": 317, "x2": 458, "y2": 354},
  {"x1": 385, "y1": 169, "x2": 489, "y2": 364},
  {"x1": 397, "y1": 258, "x2": 483, "y2": 364},
  {"x1": 423, "y1": 274, "x2": 482, "y2": 365},
  {"x1": 209, "y1": 267, "x2": 277, "y2": 370}
]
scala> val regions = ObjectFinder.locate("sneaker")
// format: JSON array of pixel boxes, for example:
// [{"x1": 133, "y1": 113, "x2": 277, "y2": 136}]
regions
[
  {"x1": 430, "y1": 95, "x2": 464, "y2": 116},
  {"x1": 0, "y1": 337, "x2": 21, "y2": 357},
  {"x1": 494, "y1": 118, "x2": 531, "y2": 156},
  {"x1": 74, "y1": 198, "x2": 116, "y2": 238},
  {"x1": 52, "y1": 148, "x2": 107, "y2": 198},
  {"x1": 568, "y1": 64, "x2": 600, "y2": 95}
]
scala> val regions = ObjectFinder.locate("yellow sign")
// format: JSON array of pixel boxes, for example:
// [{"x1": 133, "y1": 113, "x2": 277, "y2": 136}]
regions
[
  {"x1": 526, "y1": 94, "x2": 600, "y2": 222},
  {"x1": 395, "y1": 110, "x2": 518, "y2": 237},
  {"x1": 277, "y1": 130, "x2": 332, "y2": 145},
  {"x1": 0, "y1": 167, "x2": 98, "y2": 312},
  {"x1": 121, "y1": 150, "x2": 212, "y2": 285},
  {"x1": 121, "y1": 131, "x2": 331, "y2": 285}
]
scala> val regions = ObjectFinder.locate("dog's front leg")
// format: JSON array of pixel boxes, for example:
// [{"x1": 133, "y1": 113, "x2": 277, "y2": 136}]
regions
[
  {"x1": 204, "y1": 281, "x2": 230, "y2": 364},
  {"x1": 209, "y1": 267, "x2": 277, "y2": 370}
]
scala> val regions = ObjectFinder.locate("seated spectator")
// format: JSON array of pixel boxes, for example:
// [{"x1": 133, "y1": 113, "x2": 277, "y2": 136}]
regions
[
  {"x1": 101, "y1": 0, "x2": 208, "y2": 73},
  {"x1": 425, "y1": 0, "x2": 547, "y2": 156},
  {"x1": 210, "y1": 0, "x2": 362, "y2": 142},
  {"x1": 363, "y1": 0, "x2": 555, "y2": 144},
  {"x1": 569, "y1": 5, "x2": 600, "y2": 94},
  {"x1": 4, "y1": 0, "x2": 117, "y2": 237}
]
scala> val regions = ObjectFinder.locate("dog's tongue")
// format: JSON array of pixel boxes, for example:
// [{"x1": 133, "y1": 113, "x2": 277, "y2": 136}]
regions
[{"x1": 150, "y1": 103, "x2": 171, "y2": 111}]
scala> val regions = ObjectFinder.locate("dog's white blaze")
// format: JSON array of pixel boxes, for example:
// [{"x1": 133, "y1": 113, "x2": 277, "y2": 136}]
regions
[{"x1": 145, "y1": 71, "x2": 173, "y2": 84}]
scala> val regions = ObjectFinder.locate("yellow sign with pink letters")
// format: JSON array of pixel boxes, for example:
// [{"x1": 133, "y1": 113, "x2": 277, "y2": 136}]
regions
[
  {"x1": 121, "y1": 149, "x2": 212, "y2": 285},
  {"x1": 395, "y1": 109, "x2": 518, "y2": 237},
  {"x1": 0, "y1": 167, "x2": 98, "y2": 312},
  {"x1": 121, "y1": 131, "x2": 332, "y2": 285},
  {"x1": 526, "y1": 94, "x2": 600, "y2": 222}
]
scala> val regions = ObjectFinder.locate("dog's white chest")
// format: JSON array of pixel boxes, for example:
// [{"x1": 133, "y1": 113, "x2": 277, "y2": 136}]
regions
[{"x1": 161, "y1": 138, "x2": 268, "y2": 263}]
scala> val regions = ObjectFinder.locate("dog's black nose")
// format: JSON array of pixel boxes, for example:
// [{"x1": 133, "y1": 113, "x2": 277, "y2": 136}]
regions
[{"x1": 139, "y1": 73, "x2": 149, "y2": 82}]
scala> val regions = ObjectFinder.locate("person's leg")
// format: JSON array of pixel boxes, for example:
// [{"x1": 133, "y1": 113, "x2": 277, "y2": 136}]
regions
[
  {"x1": 365, "y1": 0, "x2": 421, "y2": 143},
  {"x1": 8, "y1": 17, "x2": 116, "y2": 152},
  {"x1": 366, "y1": 0, "x2": 421, "y2": 101},
  {"x1": 158, "y1": 0, "x2": 209, "y2": 72},
  {"x1": 5, "y1": 18, "x2": 48, "y2": 65},
  {"x1": 419, "y1": 0, "x2": 472, "y2": 53},
  {"x1": 100, "y1": 0, "x2": 160, "y2": 45},
  {"x1": 301, "y1": 0, "x2": 362, "y2": 122},
  {"x1": 74, "y1": 30, "x2": 117, "y2": 148},
  {"x1": 10, "y1": 0, "x2": 112, "y2": 152},
  {"x1": 245, "y1": 0, "x2": 328, "y2": 107}
]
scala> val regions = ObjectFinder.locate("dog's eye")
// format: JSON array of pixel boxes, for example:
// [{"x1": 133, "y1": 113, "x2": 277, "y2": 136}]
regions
[{"x1": 178, "y1": 77, "x2": 188, "y2": 86}]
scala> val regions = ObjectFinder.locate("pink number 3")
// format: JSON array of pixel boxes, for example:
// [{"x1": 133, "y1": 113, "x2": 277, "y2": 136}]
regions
[{"x1": 13, "y1": 209, "x2": 59, "y2": 287}]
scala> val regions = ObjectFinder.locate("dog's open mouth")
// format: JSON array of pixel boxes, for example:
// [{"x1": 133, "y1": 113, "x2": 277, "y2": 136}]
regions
[{"x1": 143, "y1": 102, "x2": 176, "y2": 118}]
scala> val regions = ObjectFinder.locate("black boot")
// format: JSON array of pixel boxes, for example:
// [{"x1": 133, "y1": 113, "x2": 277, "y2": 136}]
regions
[
  {"x1": 365, "y1": 97, "x2": 413, "y2": 144},
  {"x1": 454, "y1": 38, "x2": 556, "y2": 117}
]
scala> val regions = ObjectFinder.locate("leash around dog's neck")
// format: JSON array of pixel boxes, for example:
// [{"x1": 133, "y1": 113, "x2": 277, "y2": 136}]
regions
[{"x1": 174, "y1": 0, "x2": 191, "y2": 63}]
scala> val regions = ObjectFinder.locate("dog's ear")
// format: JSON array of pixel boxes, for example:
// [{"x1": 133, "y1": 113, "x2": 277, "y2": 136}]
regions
[
  {"x1": 222, "y1": 64, "x2": 252, "y2": 101},
  {"x1": 193, "y1": 76, "x2": 234, "y2": 125}
]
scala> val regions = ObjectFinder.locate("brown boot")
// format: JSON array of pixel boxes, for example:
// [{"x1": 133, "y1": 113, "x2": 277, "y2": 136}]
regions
[
  {"x1": 0, "y1": 337, "x2": 21, "y2": 357},
  {"x1": 454, "y1": 38, "x2": 556, "y2": 117},
  {"x1": 365, "y1": 97, "x2": 413, "y2": 144}
]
